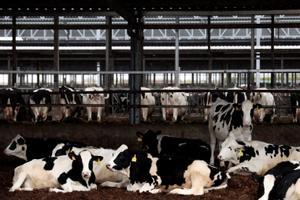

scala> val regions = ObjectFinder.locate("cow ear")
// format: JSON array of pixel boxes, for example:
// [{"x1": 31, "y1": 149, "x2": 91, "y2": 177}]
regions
[
  {"x1": 68, "y1": 151, "x2": 77, "y2": 160},
  {"x1": 93, "y1": 155, "x2": 103, "y2": 163},
  {"x1": 136, "y1": 131, "x2": 144, "y2": 141}
]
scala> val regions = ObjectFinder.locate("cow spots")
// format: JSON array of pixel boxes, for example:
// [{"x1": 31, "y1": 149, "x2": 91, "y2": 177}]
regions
[
  {"x1": 265, "y1": 145, "x2": 291, "y2": 158},
  {"x1": 256, "y1": 150, "x2": 259, "y2": 156},
  {"x1": 213, "y1": 125, "x2": 216, "y2": 131},
  {"x1": 238, "y1": 146, "x2": 256, "y2": 163},
  {"x1": 43, "y1": 157, "x2": 57, "y2": 170},
  {"x1": 215, "y1": 105, "x2": 222, "y2": 113},
  {"x1": 17, "y1": 138, "x2": 25, "y2": 145},
  {"x1": 9, "y1": 141, "x2": 17, "y2": 150}
]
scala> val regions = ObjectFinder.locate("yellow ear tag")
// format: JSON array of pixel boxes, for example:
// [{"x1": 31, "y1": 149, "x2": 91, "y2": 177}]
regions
[
  {"x1": 96, "y1": 158, "x2": 101, "y2": 163},
  {"x1": 131, "y1": 154, "x2": 137, "y2": 162},
  {"x1": 256, "y1": 105, "x2": 260, "y2": 111},
  {"x1": 238, "y1": 149, "x2": 244, "y2": 157}
]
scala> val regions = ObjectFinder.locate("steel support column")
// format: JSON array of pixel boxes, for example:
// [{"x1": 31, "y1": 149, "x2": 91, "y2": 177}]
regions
[
  {"x1": 207, "y1": 16, "x2": 212, "y2": 86},
  {"x1": 129, "y1": 12, "x2": 143, "y2": 124},
  {"x1": 175, "y1": 16, "x2": 180, "y2": 87},
  {"x1": 54, "y1": 16, "x2": 59, "y2": 88},
  {"x1": 271, "y1": 15, "x2": 275, "y2": 88},
  {"x1": 105, "y1": 16, "x2": 113, "y2": 89},
  {"x1": 250, "y1": 15, "x2": 255, "y2": 89},
  {"x1": 12, "y1": 16, "x2": 17, "y2": 86},
  {"x1": 256, "y1": 16, "x2": 262, "y2": 88}
]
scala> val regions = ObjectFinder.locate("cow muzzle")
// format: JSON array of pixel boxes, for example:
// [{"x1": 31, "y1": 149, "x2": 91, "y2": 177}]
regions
[{"x1": 82, "y1": 171, "x2": 91, "y2": 179}]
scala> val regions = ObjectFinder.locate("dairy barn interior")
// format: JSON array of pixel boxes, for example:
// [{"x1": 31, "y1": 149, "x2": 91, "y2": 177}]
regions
[{"x1": 1, "y1": 0, "x2": 300, "y2": 199}]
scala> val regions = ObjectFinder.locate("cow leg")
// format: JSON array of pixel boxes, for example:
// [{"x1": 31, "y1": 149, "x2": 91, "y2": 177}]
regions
[
  {"x1": 258, "y1": 175, "x2": 275, "y2": 200},
  {"x1": 162, "y1": 108, "x2": 166, "y2": 121},
  {"x1": 142, "y1": 108, "x2": 148, "y2": 122},
  {"x1": 126, "y1": 183, "x2": 143, "y2": 192},
  {"x1": 97, "y1": 107, "x2": 102, "y2": 122},
  {"x1": 139, "y1": 182, "x2": 155, "y2": 193},
  {"x1": 87, "y1": 107, "x2": 92, "y2": 121},
  {"x1": 172, "y1": 108, "x2": 178, "y2": 122},
  {"x1": 9, "y1": 172, "x2": 27, "y2": 192},
  {"x1": 227, "y1": 162, "x2": 261, "y2": 175},
  {"x1": 209, "y1": 131, "x2": 216, "y2": 165},
  {"x1": 101, "y1": 179, "x2": 128, "y2": 188}
]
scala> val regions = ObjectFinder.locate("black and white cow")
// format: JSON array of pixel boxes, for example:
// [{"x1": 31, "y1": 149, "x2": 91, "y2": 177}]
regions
[
  {"x1": 208, "y1": 98, "x2": 253, "y2": 164},
  {"x1": 0, "y1": 88, "x2": 26, "y2": 121},
  {"x1": 202, "y1": 90, "x2": 226, "y2": 121},
  {"x1": 224, "y1": 87, "x2": 247, "y2": 104},
  {"x1": 258, "y1": 160, "x2": 300, "y2": 200},
  {"x1": 59, "y1": 85, "x2": 82, "y2": 120},
  {"x1": 9, "y1": 150, "x2": 102, "y2": 192},
  {"x1": 250, "y1": 88, "x2": 276, "y2": 123},
  {"x1": 160, "y1": 87, "x2": 188, "y2": 122},
  {"x1": 4, "y1": 134, "x2": 85, "y2": 161},
  {"x1": 51, "y1": 144, "x2": 129, "y2": 187},
  {"x1": 218, "y1": 135, "x2": 300, "y2": 176},
  {"x1": 136, "y1": 129, "x2": 211, "y2": 163},
  {"x1": 29, "y1": 88, "x2": 52, "y2": 122},
  {"x1": 140, "y1": 87, "x2": 156, "y2": 122},
  {"x1": 107, "y1": 144, "x2": 229, "y2": 195},
  {"x1": 291, "y1": 92, "x2": 300, "y2": 123}
]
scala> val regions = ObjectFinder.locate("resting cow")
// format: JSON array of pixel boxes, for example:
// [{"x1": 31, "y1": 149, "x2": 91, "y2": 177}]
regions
[
  {"x1": 136, "y1": 129, "x2": 211, "y2": 163},
  {"x1": 106, "y1": 144, "x2": 229, "y2": 195},
  {"x1": 218, "y1": 135, "x2": 300, "y2": 175},
  {"x1": 208, "y1": 98, "x2": 253, "y2": 164},
  {"x1": 10, "y1": 150, "x2": 102, "y2": 192},
  {"x1": 258, "y1": 160, "x2": 300, "y2": 200}
]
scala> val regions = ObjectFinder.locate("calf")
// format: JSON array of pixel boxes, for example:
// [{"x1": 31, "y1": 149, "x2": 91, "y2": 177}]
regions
[
  {"x1": 136, "y1": 129, "x2": 211, "y2": 163},
  {"x1": 82, "y1": 86, "x2": 109, "y2": 122},
  {"x1": 29, "y1": 88, "x2": 52, "y2": 122},
  {"x1": 9, "y1": 150, "x2": 102, "y2": 192},
  {"x1": 4, "y1": 134, "x2": 85, "y2": 161},
  {"x1": 51, "y1": 143, "x2": 129, "y2": 188},
  {"x1": 0, "y1": 88, "x2": 26, "y2": 121},
  {"x1": 208, "y1": 98, "x2": 253, "y2": 164},
  {"x1": 140, "y1": 87, "x2": 156, "y2": 122},
  {"x1": 258, "y1": 161, "x2": 300, "y2": 200},
  {"x1": 107, "y1": 144, "x2": 228, "y2": 195},
  {"x1": 59, "y1": 85, "x2": 82, "y2": 120},
  {"x1": 291, "y1": 92, "x2": 300, "y2": 123},
  {"x1": 160, "y1": 87, "x2": 188, "y2": 122},
  {"x1": 218, "y1": 135, "x2": 300, "y2": 175},
  {"x1": 250, "y1": 88, "x2": 276, "y2": 123}
]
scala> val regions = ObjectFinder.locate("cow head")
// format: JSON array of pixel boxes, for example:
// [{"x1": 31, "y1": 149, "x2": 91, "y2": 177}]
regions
[
  {"x1": 252, "y1": 104, "x2": 264, "y2": 123},
  {"x1": 106, "y1": 144, "x2": 131, "y2": 176},
  {"x1": 4, "y1": 134, "x2": 27, "y2": 161},
  {"x1": 217, "y1": 135, "x2": 244, "y2": 165},
  {"x1": 136, "y1": 129, "x2": 161, "y2": 156},
  {"x1": 241, "y1": 100, "x2": 253, "y2": 128},
  {"x1": 68, "y1": 150, "x2": 103, "y2": 182}
]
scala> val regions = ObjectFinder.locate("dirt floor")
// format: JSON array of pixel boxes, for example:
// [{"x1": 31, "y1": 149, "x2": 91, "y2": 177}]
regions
[{"x1": 0, "y1": 120, "x2": 300, "y2": 200}]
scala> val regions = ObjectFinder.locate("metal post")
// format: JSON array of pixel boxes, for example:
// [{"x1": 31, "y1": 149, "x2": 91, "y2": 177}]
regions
[
  {"x1": 256, "y1": 15, "x2": 261, "y2": 88},
  {"x1": 281, "y1": 58, "x2": 284, "y2": 86},
  {"x1": 175, "y1": 16, "x2": 180, "y2": 87},
  {"x1": 129, "y1": 12, "x2": 143, "y2": 124},
  {"x1": 12, "y1": 16, "x2": 17, "y2": 87},
  {"x1": 250, "y1": 15, "x2": 255, "y2": 89},
  {"x1": 105, "y1": 16, "x2": 112, "y2": 89},
  {"x1": 207, "y1": 16, "x2": 212, "y2": 86},
  {"x1": 54, "y1": 16, "x2": 59, "y2": 88},
  {"x1": 271, "y1": 15, "x2": 275, "y2": 88}
]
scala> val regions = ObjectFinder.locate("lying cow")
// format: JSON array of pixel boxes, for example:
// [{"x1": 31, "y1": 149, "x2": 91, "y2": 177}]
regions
[
  {"x1": 140, "y1": 87, "x2": 155, "y2": 122},
  {"x1": 107, "y1": 144, "x2": 229, "y2": 195},
  {"x1": 258, "y1": 160, "x2": 300, "y2": 200},
  {"x1": 160, "y1": 87, "x2": 188, "y2": 122},
  {"x1": 208, "y1": 98, "x2": 253, "y2": 164},
  {"x1": 291, "y1": 92, "x2": 300, "y2": 123},
  {"x1": 51, "y1": 143, "x2": 129, "y2": 187},
  {"x1": 136, "y1": 129, "x2": 211, "y2": 163},
  {"x1": 59, "y1": 85, "x2": 82, "y2": 120},
  {"x1": 10, "y1": 150, "x2": 102, "y2": 192},
  {"x1": 4, "y1": 134, "x2": 85, "y2": 161},
  {"x1": 218, "y1": 135, "x2": 300, "y2": 175},
  {"x1": 29, "y1": 88, "x2": 52, "y2": 122},
  {"x1": 82, "y1": 86, "x2": 109, "y2": 122},
  {"x1": 250, "y1": 88, "x2": 276, "y2": 123},
  {"x1": 0, "y1": 88, "x2": 26, "y2": 121}
]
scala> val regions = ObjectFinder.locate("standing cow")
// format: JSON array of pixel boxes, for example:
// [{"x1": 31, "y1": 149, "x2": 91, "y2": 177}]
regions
[
  {"x1": 140, "y1": 87, "x2": 156, "y2": 122},
  {"x1": 82, "y1": 86, "x2": 109, "y2": 122},
  {"x1": 59, "y1": 85, "x2": 82, "y2": 120},
  {"x1": 160, "y1": 87, "x2": 188, "y2": 122},
  {"x1": 250, "y1": 88, "x2": 276, "y2": 123},
  {"x1": 208, "y1": 98, "x2": 253, "y2": 164},
  {"x1": 0, "y1": 88, "x2": 26, "y2": 121},
  {"x1": 291, "y1": 92, "x2": 300, "y2": 123},
  {"x1": 29, "y1": 88, "x2": 52, "y2": 122}
]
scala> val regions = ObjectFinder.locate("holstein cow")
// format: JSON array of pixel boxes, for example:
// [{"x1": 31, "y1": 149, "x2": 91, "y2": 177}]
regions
[
  {"x1": 160, "y1": 87, "x2": 188, "y2": 122},
  {"x1": 250, "y1": 88, "x2": 276, "y2": 123},
  {"x1": 51, "y1": 144, "x2": 129, "y2": 187},
  {"x1": 10, "y1": 150, "x2": 102, "y2": 192},
  {"x1": 208, "y1": 98, "x2": 253, "y2": 164},
  {"x1": 224, "y1": 87, "x2": 247, "y2": 104},
  {"x1": 59, "y1": 85, "x2": 82, "y2": 120},
  {"x1": 202, "y1": 90, "x2": 226, "y2": 122},
  {"x1": 258, "y1": 160, "x2": 300, "y2": 200},
  {"x1": 136, "y1": 129, "x2": 211, "y2": 163},
  {"x1": 218, "y1": 135, "x2": 300, "y2": 176},
  {"x1": 0, "y1": 88, "x2": 26, "y2": 121},
  {"x1": 29, "y1": 88, "x2": 52, "y2": 122},
  {"x1": 107, "y1": 144, "x2": 229, "y2": 195},
  {"x1": 82, "y1": 86, "x2": 109, "y2": 122},
  {"x1": 4, "y1": 134, "x2": 85, "y2": 161},
  {"x1": 140, "y1": 87, "x2": 156, "y2": 122},
  {"x1": 291, "y1": 92, "x2": 300, "y2": 123}
]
